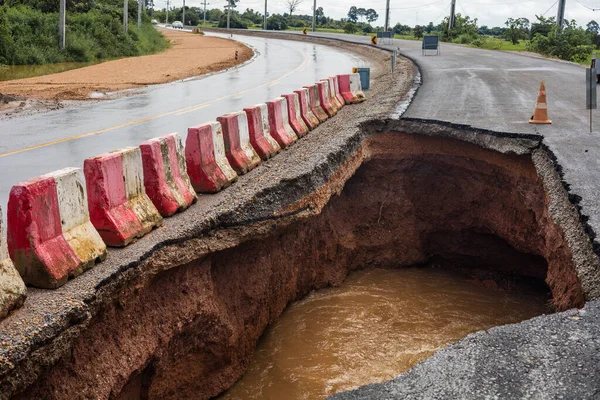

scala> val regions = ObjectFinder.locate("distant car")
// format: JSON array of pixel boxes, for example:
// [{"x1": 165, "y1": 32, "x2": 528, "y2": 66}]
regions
[
  {"x1": 151, "y1": 19, "x2": 158, "y2": 25},
  {"x1": 172, "y1": 21, "x2": 183, "y2": 29}
]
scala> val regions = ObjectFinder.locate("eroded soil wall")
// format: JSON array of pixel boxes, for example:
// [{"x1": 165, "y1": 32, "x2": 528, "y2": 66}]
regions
[{"x1": 18, "y1": 132, "x2": 583, "y2": 400}]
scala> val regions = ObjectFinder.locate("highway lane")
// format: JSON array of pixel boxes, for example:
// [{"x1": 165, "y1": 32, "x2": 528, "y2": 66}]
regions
[{"x1": 0, "y1": 32, "x2": 367, "y2": 209}]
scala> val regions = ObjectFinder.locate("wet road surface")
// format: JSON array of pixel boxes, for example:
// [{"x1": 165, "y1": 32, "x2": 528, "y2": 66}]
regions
[{"x1": 0, "y1": 33, "x2": 366, "y2": 209}]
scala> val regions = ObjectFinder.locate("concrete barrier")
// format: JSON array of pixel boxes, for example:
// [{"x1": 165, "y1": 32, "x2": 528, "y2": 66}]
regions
[
  {"x1": 293, "y1": 88, "x2": 320, "y2": 130},
  {"x1": 0, "y1": 210, "x2": 26, "y2": 318},
  {"x1": 337, "y1": 73, "x2": 366, "y2": 104},
  {"x1": 8, "y1": 168, "x2": 107, "y2": 288},
  {"x1": 244, "y1": 104, "x2": 282, "y2": 160},
  {"x1": 282, "y1": 93, "x2": 309, "y2": 137},
  {"x1": 266, "y1": 98, "x2": 298, "y2": 149},
  {"x1": 317, "y1": 81, "x2": 337, "y2": 118},
  {"x1": 331, "y1": 75, "x2": 346, "y2": 108},
  {"x1": 325, "y1": 76, "x2": 344, "y2": 109},
  {"x1": 140, "y1": 133, "x2": 197, "y2": 217},
  {"x1": 217, "y1": 112, "x2": 262, "y2": 175},
  {"x1": 304, "y1": 84, "x2": 329, "y2": 123},
  {"x1": 85, "y1": 148, "x2": 163, "y2": 247},
  {"x1": 186, "y1": 122, "x2": 238, "y2": 193}
]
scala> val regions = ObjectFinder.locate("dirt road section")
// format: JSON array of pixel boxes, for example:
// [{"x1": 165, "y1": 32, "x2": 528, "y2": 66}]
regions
[{"x1": 0, "y1": 29, "x2": 252, "y2": 103}]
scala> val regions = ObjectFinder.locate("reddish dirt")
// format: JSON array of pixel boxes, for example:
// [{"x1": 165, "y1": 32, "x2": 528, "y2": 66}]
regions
[
  {"x1": 15, "y1": 132, "x2": 583, "y2": 400},
  {"x1": 0, "y1": 29, "x2": 253, "y2": 102}
]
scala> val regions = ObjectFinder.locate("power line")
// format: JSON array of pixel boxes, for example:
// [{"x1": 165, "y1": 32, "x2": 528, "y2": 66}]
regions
[
  {"x1": 389, "y1": 0, "x2": 445, "y2": 10},
  {"x1": 541, "y1": 0, "x2": 559, "y2": 16},
  {"x1": 575, "y1": 0, "x2": 600, "y2": 10}
]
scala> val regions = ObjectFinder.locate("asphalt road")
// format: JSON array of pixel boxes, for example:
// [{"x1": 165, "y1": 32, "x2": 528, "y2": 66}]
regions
[
  {"x1": 261, "y1": 30, "x2": 600, "y2": 255},
  {"x1": 0, "y1": 32, "x2": 366, "y2": 209}
]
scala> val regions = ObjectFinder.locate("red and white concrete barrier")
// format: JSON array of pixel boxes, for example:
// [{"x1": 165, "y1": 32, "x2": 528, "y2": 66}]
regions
[
  {"x1": 282, "y1": 93, "x2": 309, "y2": 138},
  {"x1": 337, "y1": 73, "x2": 366, "y2": 104},
  {"x1": 0, "y1": 209, "x2": 26, "y2": 318},
  {"x1": 316, "y1": 81, "x2": 337, "y2": 118},
  {"x1": 243, "y1": 104, "x2": 282, "y2": 160},
  {"x1": 331, "y1": 75, "x2": 346, "y2": 108},
  {"x1": 8, "y1": 168, "x2": 108, "y2": 288},
  {"x1": 304, "y1": 84, "x2": 329, "y2": 123},
  {"x1": 217, "y1": 112, "x2": 262, "y2": 175},
  {"x1": 186, "y1": 122, "x2": 238, "y2": 193},
  {"x1": 84, "y1": 148, "x2": 163, "y2": 247},
  {"x1": 140, "y1": 133, "x2": 197, "y2": 217},
  {"x1": 323, "y1": 76, "x2": 344, "y2": 110},
  {"x1": 266, "y1": 98, "x2": 298, "y2": 149},
  {"x1": 293, "y1": 88, "x2": 320, "y2": 130}
]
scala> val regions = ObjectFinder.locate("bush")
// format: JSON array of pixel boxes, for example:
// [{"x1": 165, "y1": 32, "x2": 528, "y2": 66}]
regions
[
  {"x1": 527, "y1": 21, "x2": 594, "y2": 63},
  {"x1": 453, "y1": 33, "x2": 476, "y2": 44},
  {"x1": 266, "y1": 14, "x2": 287, "y2": 30},
  {"x1": 361, "y1": 25, "x2": 374, "y2": 34},
  {"x1": 218, "y1": 14, "x2": 248, "y2": 29},
  {"x1": 343, "y1": 22, "x2": 358, "y2": 34}
]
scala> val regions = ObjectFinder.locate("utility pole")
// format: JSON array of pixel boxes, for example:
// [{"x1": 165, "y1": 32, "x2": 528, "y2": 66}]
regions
[
  {"x1": 123, "y1": 0, "x2": 128, "y2": 34},
  {"x1": 449, "y1": 0, "x2": 456, "y2": 30},
  {"x1": 137, "y1": 0, "x2": 142, "y2": 28},
  {"x1": 59, "y1": 0, "x2": 65, "y2": 48},
  {"x1": 182, "y1": 0, "x2": 185, "y2": 26},
  {"x1": 203, "y1": 0, "x2": 209, "y2": 26},
  {"x1": 166, "y1": 0, "x2": 169, "y2": 23},
  {"x1": 264, "y1": 0, "x2": 267, "y2": 30},
  {"x1": 556, "y1": 0, "x2": 566, "y2": 29},
  {"x1": 384, "y1": 0, "x2": 390, "y2": 31},
  {"x1": 226, "y1": 0, "x2": 231, "y2": 29},
  {"x1": 312, "y1": 0, "x2": 316, "y2": 32}
]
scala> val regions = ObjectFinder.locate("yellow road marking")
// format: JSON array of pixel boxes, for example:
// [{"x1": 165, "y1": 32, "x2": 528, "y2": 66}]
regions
[{"x1": 0, "y1": 51, "x2": 311, "y2": 159}]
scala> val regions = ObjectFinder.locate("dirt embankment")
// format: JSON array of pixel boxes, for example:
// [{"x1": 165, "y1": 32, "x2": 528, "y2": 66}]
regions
[
  {"x1": 14, "y1": 130, "x2": 587, "y2": 400},
  {"x1": 0, "y1": 29, "x2": 253, "y2": 116}
]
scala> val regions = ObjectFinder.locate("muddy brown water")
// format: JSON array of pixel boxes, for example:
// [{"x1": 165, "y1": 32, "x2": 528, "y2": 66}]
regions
[{"x1": 219, "y1": 267, "x2": 548, "y2": 400}]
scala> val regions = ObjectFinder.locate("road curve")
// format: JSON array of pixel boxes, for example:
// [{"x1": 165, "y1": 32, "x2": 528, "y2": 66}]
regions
[{"x1": 0, "y1": 33, "x2": 367, "y2": 209}]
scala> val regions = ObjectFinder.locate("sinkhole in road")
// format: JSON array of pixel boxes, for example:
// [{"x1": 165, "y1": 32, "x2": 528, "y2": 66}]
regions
[{"x1": 116, "y1": 130, "x2": 587, "y2": 400}]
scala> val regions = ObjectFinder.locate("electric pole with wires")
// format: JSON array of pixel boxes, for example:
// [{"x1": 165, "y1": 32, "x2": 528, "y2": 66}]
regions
[
  {"x1": 264, "y1": 0, "x2": 267, "y2": 30},
  {"x1": 203, "y1": 0, "x2": 209, "y2": 26},
  {"x1": 312, "y1": 0, "x2": 316, "y2": 31},
  {"x1": 449, "y1": 0, "x2": 456, "y2": 30},
  {"x1": 384, "y1": 0, "x2": 390, "y2": 31},
  {"x1": 556, "y1": 0, "x2": 566, "y2": 29},
  {"x1": 226, "y1": 0, "x2": 231, "y2": 29}
]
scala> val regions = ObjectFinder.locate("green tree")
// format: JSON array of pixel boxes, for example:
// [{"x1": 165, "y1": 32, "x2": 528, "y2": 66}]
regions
[
  {"x1": 425, "y1": 21, "x2": 434, "y2": 33},
  {"x1": 365, "y1": 8, "x2": 378, "y2": 24},
  {"x1": 504, "y1": 17, "x2": 528, "y2": 45},
  {"x1": 356, "y1": 7, "x2": 366, "y2": 22},
  {"x1": 441, "y1": 13, "x2": 478, "y2": 41},
  {"x1": 267, "y1": 14, "x2": 287, "y2": 30},
  {"x1": 413, "y1": 25, "x2": 423, "y2": 39},
  {"x1": 241, "y1": 8, "x2": 262, "y2": 24},
  {"x1": 392, "y1": 23, "x2": 411, "y2": 35},
  {"x1": 530, "y1": 15, "x2": 555, "y2": 38},
  {"x1": 347, "y1": 6, "x2": 357, "y2": 23}
]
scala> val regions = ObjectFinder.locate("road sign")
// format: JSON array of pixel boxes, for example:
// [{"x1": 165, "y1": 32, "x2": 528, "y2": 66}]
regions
[
  {"x1": 371, "y1": 36, "x2": 378, "y2": 45},
  {"x1": 302, "y1": 28, "x2": 308, "y2": 35}
]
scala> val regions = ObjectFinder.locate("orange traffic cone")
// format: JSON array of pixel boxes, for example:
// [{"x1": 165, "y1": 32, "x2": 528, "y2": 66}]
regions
[{"x1": 529, "y1": 81, "x2": 552, "y2": 124}]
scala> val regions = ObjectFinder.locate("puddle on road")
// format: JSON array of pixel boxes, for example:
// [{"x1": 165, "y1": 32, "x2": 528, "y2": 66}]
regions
[{"x1": 219, "y1": 267, "x2": 548, "y2": 400}]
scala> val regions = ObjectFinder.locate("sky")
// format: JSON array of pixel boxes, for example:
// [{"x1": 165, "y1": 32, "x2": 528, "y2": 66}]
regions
[{"x1": 158, "y1": 0, "x2": 599, "y2": 28}]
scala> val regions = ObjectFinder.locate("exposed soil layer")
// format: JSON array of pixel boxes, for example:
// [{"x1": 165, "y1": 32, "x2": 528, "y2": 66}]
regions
[{"x1": 13, "y1": 131, "x2": 585, "y2": 400}]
